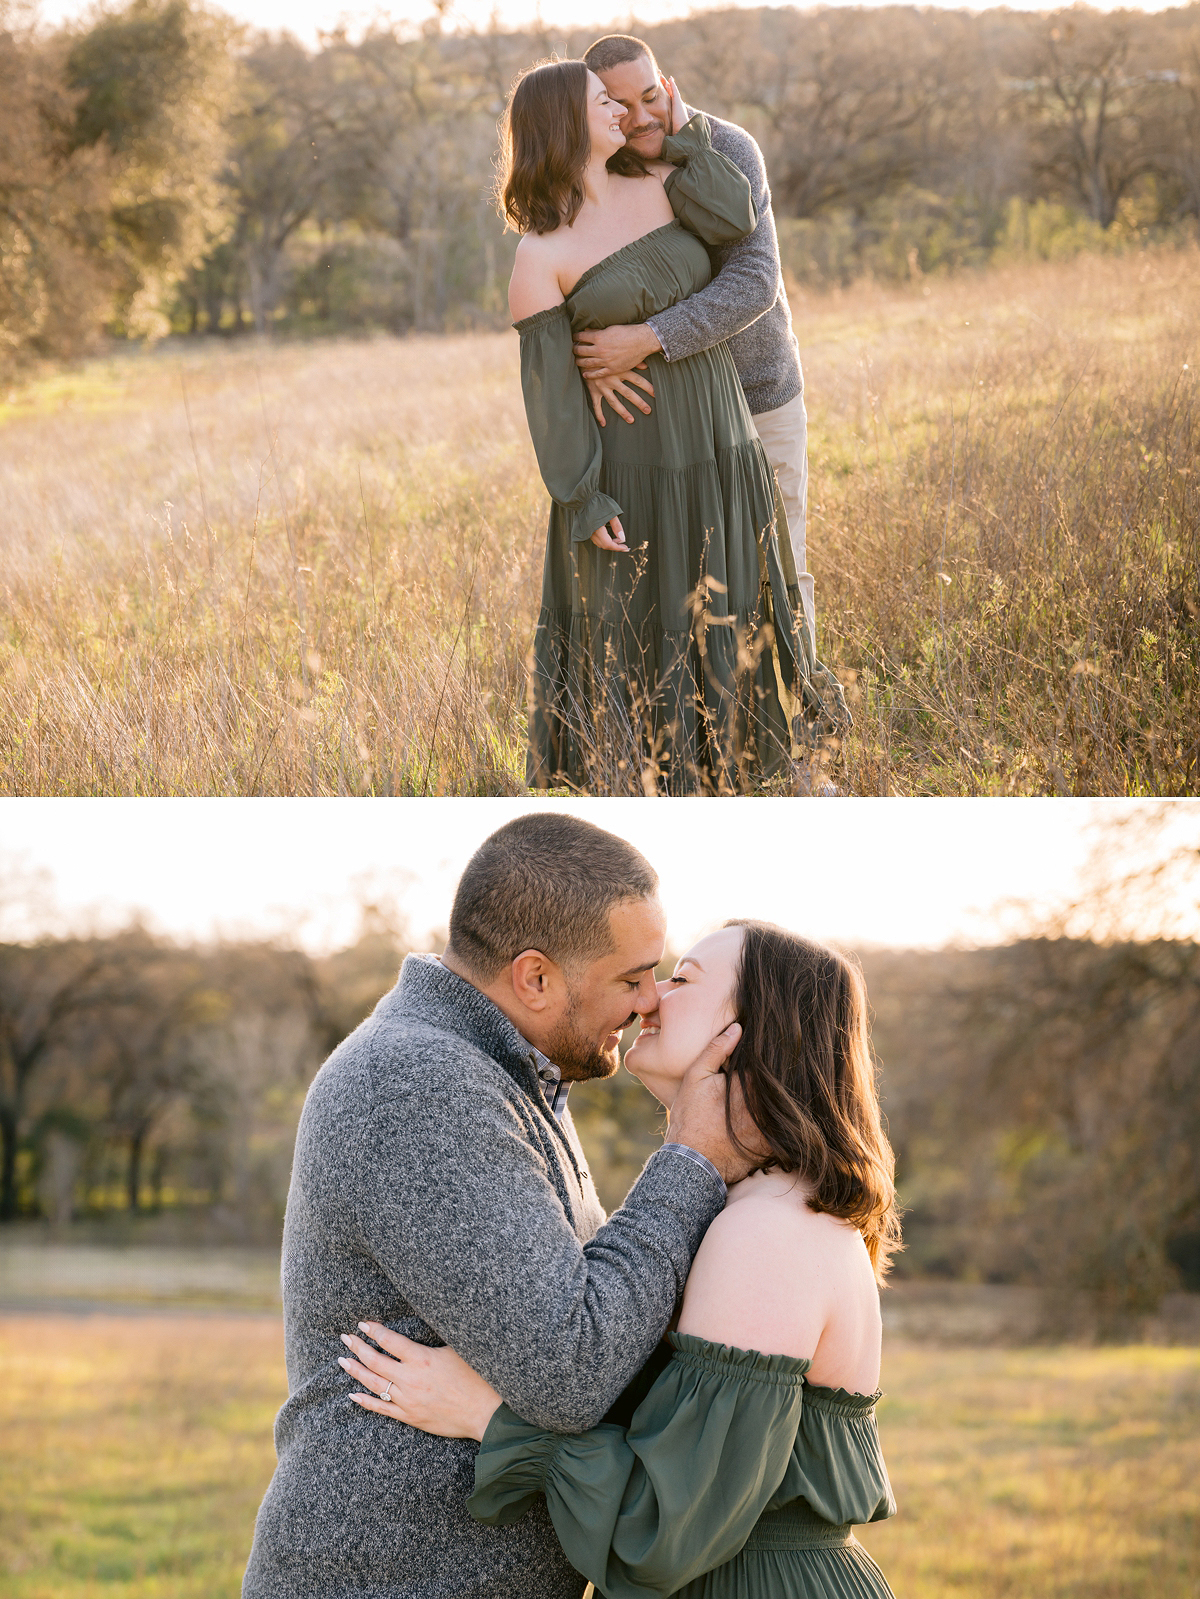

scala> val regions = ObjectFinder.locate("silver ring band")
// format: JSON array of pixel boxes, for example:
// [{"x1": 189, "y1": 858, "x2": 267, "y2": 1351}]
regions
[{"x1": 381, "y1": 1380, "x2": 393, "y2": 1402}]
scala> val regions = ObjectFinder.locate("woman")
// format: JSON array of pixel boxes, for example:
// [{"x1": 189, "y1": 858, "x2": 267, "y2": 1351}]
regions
[
  {"x1": 500, "y1": 61, "x2": 847, "y2": 794},
  {"x1": 339, "y1": 922, "x2": 901, "y2": 1599}
]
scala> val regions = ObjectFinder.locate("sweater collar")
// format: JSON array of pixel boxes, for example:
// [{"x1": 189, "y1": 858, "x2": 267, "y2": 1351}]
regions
[{"x1": 389, "y1": 953, "x2": 548, "y2": 1098}]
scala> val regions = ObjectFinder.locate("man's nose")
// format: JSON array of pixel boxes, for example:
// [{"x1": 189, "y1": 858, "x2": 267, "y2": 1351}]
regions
[{"x1": 632, "y1": 973, "x2": 660, "y2": 1012}]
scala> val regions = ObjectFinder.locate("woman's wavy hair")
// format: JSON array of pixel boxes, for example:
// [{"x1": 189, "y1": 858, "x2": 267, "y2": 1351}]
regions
[
  {"x1": 496, "y1": 57, "x2": 646, "y2": 236},
  {"x1": 722, "y1": 921, "x2": 903, "y2": 1282}
]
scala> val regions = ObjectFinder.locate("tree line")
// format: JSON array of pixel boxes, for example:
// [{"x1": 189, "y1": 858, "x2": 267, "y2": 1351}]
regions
[
  {"x1": 0, "y1": 902, "x2": 407, "y2": 1230},
  {"x1": 3, "y1": 904, "x2": 1197, "y2": 1333},
  {"x1": 3, "y1": 0, "x2": 1200, "y2": 377}
]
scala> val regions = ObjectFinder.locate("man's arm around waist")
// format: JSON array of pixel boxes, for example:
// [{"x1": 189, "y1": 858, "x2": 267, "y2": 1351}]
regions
[{"x1": 352, "y1": 1070, "x2": 725, "y2": 1433}]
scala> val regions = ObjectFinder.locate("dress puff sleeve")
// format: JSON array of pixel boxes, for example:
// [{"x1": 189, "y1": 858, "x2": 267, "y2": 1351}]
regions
[
  {"x1": 468, "y1": 1334, "x2": 807, "y2": 1599},
  {"x1": 660, "y1": 115, "x2": 758, "y2": 246},
  {"x1": 514, "y1": 303, "x2": 624, "y2": 544}
]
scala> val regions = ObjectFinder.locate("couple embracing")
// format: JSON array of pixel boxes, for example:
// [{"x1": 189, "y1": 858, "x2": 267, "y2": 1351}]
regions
[
  {"x1": 503, "y1": 36, "x2": 850, "y2": 795},
  {"x1": 243, "y1": 812, "x2": 900, "y2": 1599}
]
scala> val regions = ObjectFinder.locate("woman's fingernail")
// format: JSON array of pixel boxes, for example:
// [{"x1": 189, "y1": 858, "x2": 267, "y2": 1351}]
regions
[
  {"x1": 340, "y1": 1334, "x2": 351, "y2": 1346},
  {"x1": 358, "y1": 1322, "x2": 370, "y2": 1333},
  {"x1": 337, "y1": 1356, "x2": 347, "y2": 1367}
]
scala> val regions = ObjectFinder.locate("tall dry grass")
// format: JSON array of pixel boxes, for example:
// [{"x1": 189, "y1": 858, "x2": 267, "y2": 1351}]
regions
[
  {"x1": 804, "y1": 247, "x2": 1200, "y2": 795},
  {"x1": 1, "y1": 337, "x2": 542, "y2": 794},
  {"x1": 2, "y1": 245, "x2": 1197, "y2": 794}
]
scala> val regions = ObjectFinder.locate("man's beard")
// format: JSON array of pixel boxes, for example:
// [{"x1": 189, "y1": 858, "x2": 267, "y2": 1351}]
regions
[
  {"x1": 630, "y1": 117, "x2": 667, "y2": 145},
  {"x1": 544, "y1": 996, "x2": 637, "y2": 1082}
]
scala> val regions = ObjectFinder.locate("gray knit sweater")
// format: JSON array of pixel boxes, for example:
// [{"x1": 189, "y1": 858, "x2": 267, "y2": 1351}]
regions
[
  {"x1": 648, "y1": 110, "x2": 803, "y2": 416},
  {"x1": 242, "y1": 955, "x2": 725, "y2": 1599}
]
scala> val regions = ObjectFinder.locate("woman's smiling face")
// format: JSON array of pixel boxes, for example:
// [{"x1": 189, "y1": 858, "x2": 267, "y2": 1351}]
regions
[
  {"x1": 624, "y1": 926, "x2": 744, "y2": 1108},
  {"x1": 585, "y1": 69, "x2": 627, "y2": 160}
]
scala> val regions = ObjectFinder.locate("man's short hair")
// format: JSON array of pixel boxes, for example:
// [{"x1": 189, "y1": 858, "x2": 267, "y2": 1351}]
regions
[
  {"x1": 583, "y1": 34, "x2": 659, "y2": 77},
  {"x1": 448, "y1": 813, "x2": 659, "y2": 981}
]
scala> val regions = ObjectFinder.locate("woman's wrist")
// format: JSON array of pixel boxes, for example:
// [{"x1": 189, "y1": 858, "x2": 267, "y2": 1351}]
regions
[{"x1": 473, "y1": 1398, "x2": 504, "y2": 1443}]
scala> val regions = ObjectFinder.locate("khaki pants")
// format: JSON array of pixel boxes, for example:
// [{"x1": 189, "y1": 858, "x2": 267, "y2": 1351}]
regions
[{"x1": 752, "y1": 390, "x2": 815, "y2": 641}]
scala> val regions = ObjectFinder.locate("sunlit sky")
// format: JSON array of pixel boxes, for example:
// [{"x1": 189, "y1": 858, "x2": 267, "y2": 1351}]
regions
[
  {"x1": 33, "y1": 0, "x2": 1184, "y2": 49},
  {"x1": 2, "y1": 798, "x2": 1197, "y2": 957}
]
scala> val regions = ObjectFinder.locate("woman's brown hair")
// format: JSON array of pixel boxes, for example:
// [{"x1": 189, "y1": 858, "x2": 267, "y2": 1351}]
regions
[
  {"x1": 723, "y1": 921, "x2": 903, "y2": 1281},
  {"x1": 497, "y1": 58, "x2": 646, "y2": 236}
]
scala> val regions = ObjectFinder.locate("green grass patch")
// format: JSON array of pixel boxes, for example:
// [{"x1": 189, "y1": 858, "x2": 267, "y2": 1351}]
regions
[{"x1": 2, "y1": 1317, "x2": 1197, "y2": 1598}]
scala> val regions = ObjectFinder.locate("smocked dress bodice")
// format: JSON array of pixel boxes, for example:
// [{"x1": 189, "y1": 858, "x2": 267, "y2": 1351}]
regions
[{"x1": 564, "y1": 220, "x2": 713, "y2": 333}]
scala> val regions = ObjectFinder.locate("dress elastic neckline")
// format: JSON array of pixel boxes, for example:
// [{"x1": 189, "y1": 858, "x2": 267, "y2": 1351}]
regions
[
  {"x1": 801, "y1": 1381, "x2": 883, "y2": 1413},
  {"x1": 667, "y1": 1331, "x2": 811, "y2": 1384},
  {"x1": 666, "y1": 1333, "x2": 882, "y2": 1409},
  {"x1": 566, "y1": 220, "x2": 684, "y2": 300},
  {"x1": 511, "y1": 303, "x2": 570, "y2": 335}
]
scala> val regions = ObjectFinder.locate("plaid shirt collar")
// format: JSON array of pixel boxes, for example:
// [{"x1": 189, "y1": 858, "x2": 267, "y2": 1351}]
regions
[{"x1": 521, "y1": 1039, "x2": 570, "y2": 1121}]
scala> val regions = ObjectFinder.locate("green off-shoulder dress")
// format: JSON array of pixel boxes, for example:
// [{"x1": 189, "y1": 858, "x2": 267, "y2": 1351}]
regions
[
  {"x1": 468, "y1": 1333, "x2": 896, "y2": 1599},
  {"x1": 517, "y1": 117, "x2": 844, "y2": 795}
]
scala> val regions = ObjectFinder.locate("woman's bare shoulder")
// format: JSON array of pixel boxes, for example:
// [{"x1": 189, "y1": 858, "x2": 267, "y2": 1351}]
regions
[
  {"x1": 514, "y1": 227, "x2": 556, "y2": 258},
  {"x1": 703, "y1": 1179, "x2": 846, "y2": 1255},
  {"x1": 509, "y1": 230, "x2": 566, "y2": 321},
  {"x1": 722, "y1": 1179, "x2": 873, "y2": 1262},
  {"x1": 676, "y1": 1176, "x2": 877, "y2": 1360}
]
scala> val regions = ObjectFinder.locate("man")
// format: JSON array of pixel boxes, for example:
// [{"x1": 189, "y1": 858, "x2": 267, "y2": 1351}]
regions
[
  {"x1": 243, "y1": 812, "x2": 752, "y2": 1598},
  {"x1": 579, "y1": 34, "x2": 818, "y2": 643}
]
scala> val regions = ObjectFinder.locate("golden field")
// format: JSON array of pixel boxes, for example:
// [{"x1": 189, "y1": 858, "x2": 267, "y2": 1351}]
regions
[
  {"x1": 1, "y1": 1314, "x2": 1196, "y2": 1598},
  {"x1": 2, "y1": 246, "x2": 1197, "y2": 795}
]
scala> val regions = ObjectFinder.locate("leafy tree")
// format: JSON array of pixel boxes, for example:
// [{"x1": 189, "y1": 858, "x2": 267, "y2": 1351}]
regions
[
  {"x1": 0, "y1": 937, "x2": 106, "y2": 1219},
  {"x1": 318, "y1": 24, "x2": 516, "y2": 331},
  {"x1": 64, "y1": 0, "x2": 237, "y2": 335},
  {"x1": 673, "y1": 8, "x2": 971, "y2": 219},
  {"x1": 219, "y1": 36, "x2": 344, "y2": 331},
  {"x1": 1014, "y1": 11, "x2": 1178, "y2": 228},
  {"x1": 0, "y1": 5, "x2": 112, "y2": 373},
  {"x1": 84, "y1": 946, "x2": 227, "y2": 1210},
  {"x1": 870, "y1": 804, "x2": 1200, "y2": 1331},
  {"x1": 1160, "y1": 31, "x2": 1200, "y2": 221}
]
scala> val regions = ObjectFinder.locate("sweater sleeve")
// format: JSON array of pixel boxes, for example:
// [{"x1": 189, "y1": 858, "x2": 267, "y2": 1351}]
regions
[
  {"x1": 515, "y1": 303, "x2": 624, "y2": 543},
  {"x1": 352, "y1": 1074, "x2": 725, "y2": 1433},
  {"x1": 648, "y1": 119, "x2": 783, "y2": 365},
  {"x1": 468, "y1": 1335, "x2": 807, "y2": 1599}
]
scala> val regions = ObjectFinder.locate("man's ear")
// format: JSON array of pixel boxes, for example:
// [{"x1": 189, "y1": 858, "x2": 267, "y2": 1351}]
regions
[{"x1": 509, "y1": 949, "x2": 558, "y2": 1012}]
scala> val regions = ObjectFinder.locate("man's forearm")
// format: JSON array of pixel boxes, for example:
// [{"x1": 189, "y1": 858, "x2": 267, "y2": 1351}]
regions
[
  {"x1": 648, "y1": 217, "x2": 780, "y2": 364},
  {"x1": 360, "y1": 1090, "x2": 726, "y2": 1434},
  {"x1": 574, "y1": 322, "x2": 663, "y2": 380},
  {"x1": 462, "y1": 1148, "x2": 726, "y2": 1431},
  {"x1": 625, "y1": 323, "x2": 663, "y2": 362}
]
